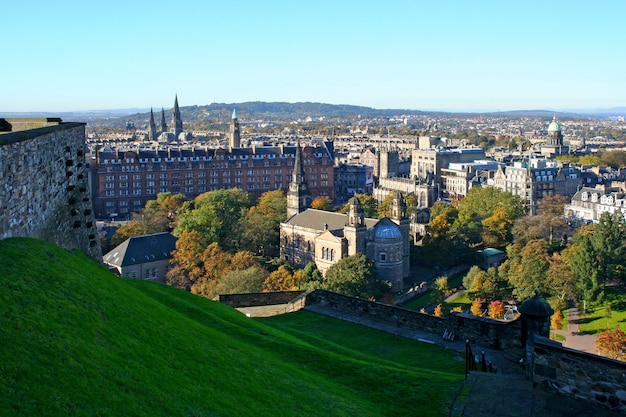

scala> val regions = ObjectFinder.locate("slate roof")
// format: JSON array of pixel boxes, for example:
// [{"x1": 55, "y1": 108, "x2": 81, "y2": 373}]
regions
[
  {"x1": 284, "y1": 208, "x2": 378, "y2": 232},
  {"x1": 103, "y1": 232, "x2": 178, "y2": 267}
]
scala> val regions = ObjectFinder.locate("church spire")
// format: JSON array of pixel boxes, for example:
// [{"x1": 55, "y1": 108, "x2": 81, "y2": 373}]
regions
[
  {"x1": 148, "y1": 107, "x2": 157, "y2": 141},
  {"x1": 286, "y1": 140, "x2": 310, "y2": 218},
  {"x1": 171, "y1": 94, "x2": 183, "y2": 137},
  {"x1": 160, "y1": 107, "x2": 167, "y2": 134}
]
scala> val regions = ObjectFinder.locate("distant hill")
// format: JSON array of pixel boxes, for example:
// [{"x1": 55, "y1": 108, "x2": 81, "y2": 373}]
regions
[
  {"x1": 0, "y1": 237, "x2": 464, "y2": 417},
  {"x1": 6, "y1": 101, "x2": 619, "y2": 129}
]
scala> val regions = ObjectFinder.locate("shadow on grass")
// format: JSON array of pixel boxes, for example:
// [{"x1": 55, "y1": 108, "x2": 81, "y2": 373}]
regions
[{"x1": 577, "y1": 316, "x2": 601, "y2": 325}]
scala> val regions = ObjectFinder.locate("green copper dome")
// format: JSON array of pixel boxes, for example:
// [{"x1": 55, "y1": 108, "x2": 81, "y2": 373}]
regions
[{"x1": 548, "y1": 116, "x2": 561, "y2": 132}]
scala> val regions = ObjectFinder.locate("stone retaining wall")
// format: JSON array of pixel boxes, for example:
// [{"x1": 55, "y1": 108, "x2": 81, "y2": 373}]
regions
[
  {"x1": 218, "y1": 291, "x2": 305, "y2": 308},
  {"x1": 303, "y1": 289, "x2": 522, "y2": 350},
  {"x1": 0, "y1": 119, "x2": 101, "y2": 259},
  {"x1": 533, "y1": 338, "x2": 626, "y2": 413}
]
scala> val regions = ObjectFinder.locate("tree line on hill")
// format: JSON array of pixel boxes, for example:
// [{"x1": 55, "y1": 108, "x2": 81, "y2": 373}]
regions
[
  {"x1": 105, "y1": 189, "x2": 394, "y2": 301},
  {"x1": 423, "y1": 187, "x2": 626, "y2": 333},
  {"x1": 105, "y1": 185, "x2": 626, "y2": 318}
]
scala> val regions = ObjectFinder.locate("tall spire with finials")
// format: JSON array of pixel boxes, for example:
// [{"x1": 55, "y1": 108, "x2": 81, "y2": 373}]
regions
[
  {"x1": 171, "y1": 95, "x2": 183, "y2": 137},
  {"x1": 148, "y1": 107, "x2": 157, "y2": 141},
  {"x1": 229, "y1": 109, "x2": 241, "y2": 148},
  {"x1": 160, "y1": 107, "x2": 167, "y2": 134},
  {"x1": 286, "y1": 139, "x2": 311, "y2": 218}
]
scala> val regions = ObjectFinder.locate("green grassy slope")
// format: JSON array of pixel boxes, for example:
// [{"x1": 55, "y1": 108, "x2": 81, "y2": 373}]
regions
[{"x1": 0, "y1": 238, "x2": 464, "y2": 417}]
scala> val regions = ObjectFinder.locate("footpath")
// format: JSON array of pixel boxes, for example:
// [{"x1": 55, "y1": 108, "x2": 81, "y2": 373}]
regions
[{"x1": 301, "y1": 304, "x2": 621, "y2": 417}]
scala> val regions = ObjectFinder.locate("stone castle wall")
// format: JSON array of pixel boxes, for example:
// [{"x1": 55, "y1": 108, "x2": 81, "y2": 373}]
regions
[
  {"x1": 0, "y1": 119, "x2": 102, "y2": 259},
  {"x1": 303, "y1": 289, "x2": 522, "y2": 349},
  {"x1": 218, "y1": 291, "x2": 305, "y2": 308},
  {"x1": 219, "y1": 289, "x2": 626, "y2": 412},
  {"x1": 533, "y1": 338, "x2": 626, "y2": 413}
]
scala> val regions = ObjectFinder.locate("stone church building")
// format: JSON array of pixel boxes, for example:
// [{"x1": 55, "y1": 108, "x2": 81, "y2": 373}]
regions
[{"x1": 280, "y1": 142, "x2": 410, "y2": 292}]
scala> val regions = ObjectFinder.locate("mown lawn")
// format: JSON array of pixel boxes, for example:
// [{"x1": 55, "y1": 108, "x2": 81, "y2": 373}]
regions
[
  {"x1": 0, "y1": 237, "x2": 465, "y2": 417},
  {"x1": 578, "y1": 286, "x2": 626, "y2": 334}
]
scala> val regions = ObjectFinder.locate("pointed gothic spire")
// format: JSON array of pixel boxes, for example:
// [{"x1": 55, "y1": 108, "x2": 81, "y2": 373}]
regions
[
  {"x1": 232, "y1": 109, "x2": 237, "y2": 119},
  {"x1": 292, "y1": 139, "x2": 306, "y2": 184},
  {"x1": 286, "y1": 139, "x2": 310, "y2": 218},
  {"x1": 160, "y1": 107, "x2": 167, "y2": 133},
  {"x1": 148, "y1": 107, "x2": 157, "y2": 141},
  {"x1": 171, "y1": 94, "x2": 183, "y2": 137}
]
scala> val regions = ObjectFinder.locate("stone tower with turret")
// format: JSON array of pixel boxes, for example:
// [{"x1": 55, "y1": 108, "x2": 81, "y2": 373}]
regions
[
  {"x1": 379, "y1": 145, "x2": 399, "y2": 179},
  {"x1": 171, "y1": 95, "x2": 183, "y2": 137},
  {"x1": 344, "y1": 196, "x2": 367, "y2": 256},
  {"x1": 286, "y1": 140, "x2": 311, "y2": 218},
  {"x1": 230, "y1": 109, "x2": 241, "y2": 148},
  {"x1": 390, "y1": 191, "x2": 411, "y2": 279}
]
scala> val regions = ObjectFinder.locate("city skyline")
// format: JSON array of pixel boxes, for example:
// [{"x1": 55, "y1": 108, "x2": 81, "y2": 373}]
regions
[{"x1": 2, "y1": 0, "x2": 625, "y2": 113}]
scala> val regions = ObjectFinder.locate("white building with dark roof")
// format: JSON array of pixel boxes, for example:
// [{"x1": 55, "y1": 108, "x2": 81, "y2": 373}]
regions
[
  {"x1": 564, "y1": 186, "x2": 626, "y2": 223},
  {"x1": 103, "y1": 232, "x2": 177, "y2": 282}
]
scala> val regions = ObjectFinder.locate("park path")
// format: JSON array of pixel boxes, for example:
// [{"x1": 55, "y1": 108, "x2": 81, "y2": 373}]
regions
[{"x1": 553, "y1": 305, "x2": 597, "y2": 354}]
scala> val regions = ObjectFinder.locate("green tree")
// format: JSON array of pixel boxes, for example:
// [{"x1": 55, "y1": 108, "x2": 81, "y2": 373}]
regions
[
  {"x1": 421, "y1": 203, "x2": 461, "y2": 266},
  {"x1": 499, "y1": 240, "x2": 550, "y2": 300},
  {"x1": 563, "y1": 233, "x2": 602, "y2": 311},
  {"x1": 377, "y1": 191, "x2": 416, "y2": 219},
  {"x1": 434, "y1": 276, "x2": 449, "y2": 304},
  {"x1": 240, "y1": 190, "x2": 287, "y2": 257},
  {"x1": 323, "y1": 253, "x2": 390, "y2": 299},
  {"x1": 175, "y1": 188, "x2": 253, "y2": 251},
  {"x1": 600, "y1": 150, "x2": 626, "y2": 168},
  {"x1": 212, "y1": 267, "x2": 265, "y2": 296},
  {"x1": 546, "y1": 252, "x2": 577, "y2": 305},
  {"x1": 340, "y1": 193, "x2": 378, "y2": 218},
  {"x1": 591, "y1": 211, "x2": 626, "y2": 285},
  {"x1": 453, "y1": 187, "x2": 525, "y2": 248}
]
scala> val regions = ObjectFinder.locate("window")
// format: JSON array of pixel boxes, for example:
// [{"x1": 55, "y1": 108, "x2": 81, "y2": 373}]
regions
[{"x1": 380, "y1": 253, "x2": 386, "y2": 262}]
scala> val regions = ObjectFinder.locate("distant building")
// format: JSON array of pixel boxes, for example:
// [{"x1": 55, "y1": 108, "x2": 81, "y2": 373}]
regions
[
  {"x1": 541, "y1": 116, "x2": 569, "y2": 158},
  {"x1": 334, "y1": 163, "x2": 374, "y2": 199},
  {"x1": 229, "y1": 109, "x2": 241, "y2": 148},
  {"x1": 493, "y1": 159, "x2": 582, "y2": 214},
  {"x1": 147, "y1": 96, "x2": 185, "y2": 143},
  {"x1": 564, "y1": 185, "x2": 626, "y2": 223},
  {"x1": 103, "y1": 232, "x2": 177, "y2": 282},
  {"x1": 477, "y1": 248, "x2": 505, "y2": 270},
  {"x1": 92, "y1": 141, "x2": 334, "y2": 220},
  {"x1": 440, "y1": 160, "x2": 500, "y2": 199}
]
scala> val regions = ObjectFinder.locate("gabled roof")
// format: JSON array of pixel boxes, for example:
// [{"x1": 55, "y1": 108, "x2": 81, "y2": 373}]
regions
[
  {"x1": 316, "y1": 230, "x2": 344, "y2": 243},
  {"x1": 103, "y1": 232, "x2": 178, "y2": 267},
  {"x1": 283, "y1": 209, "x2": 378, "y2": 231}
]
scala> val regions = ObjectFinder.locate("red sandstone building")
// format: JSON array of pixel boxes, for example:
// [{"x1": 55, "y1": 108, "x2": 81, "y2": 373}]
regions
[{"x1": 91, "y1": 142, "x2": 335, "y2": 220}]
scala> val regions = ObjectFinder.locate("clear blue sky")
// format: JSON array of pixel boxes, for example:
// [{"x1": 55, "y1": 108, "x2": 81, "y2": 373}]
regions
[{"x1": 2, "y1": 0, "x2": 625, "y2": 112}]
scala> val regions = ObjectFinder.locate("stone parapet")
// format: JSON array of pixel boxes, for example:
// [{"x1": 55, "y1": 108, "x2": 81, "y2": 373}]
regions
[
  {"x1": 533, "y1": 338, "x2": 626, "y2": 413},
  {"x1": 0, "y1": 120, "x2": 101, "y2": 259}
]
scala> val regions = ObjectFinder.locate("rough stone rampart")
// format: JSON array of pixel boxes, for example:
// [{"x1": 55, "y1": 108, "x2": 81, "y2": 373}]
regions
[
  {"x1": 0, "y1": 119, "x2": 101, "y2": 259},
  {"x1": 533, "y1": 338, "x2": 626, "y2": 413}
]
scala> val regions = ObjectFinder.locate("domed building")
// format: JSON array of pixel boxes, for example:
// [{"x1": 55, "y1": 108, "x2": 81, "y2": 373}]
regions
[
  {"x1": 280, "y1": 145, "x2": 410, "y2": 291},
  {"x1": 541, "y1": 116, "x2": 569, "y2": 157}
]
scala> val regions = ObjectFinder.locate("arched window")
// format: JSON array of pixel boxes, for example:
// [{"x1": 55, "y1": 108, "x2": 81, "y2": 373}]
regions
[{"x1": 330, "y1": 249, "x2": 335, "y2": 261}]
